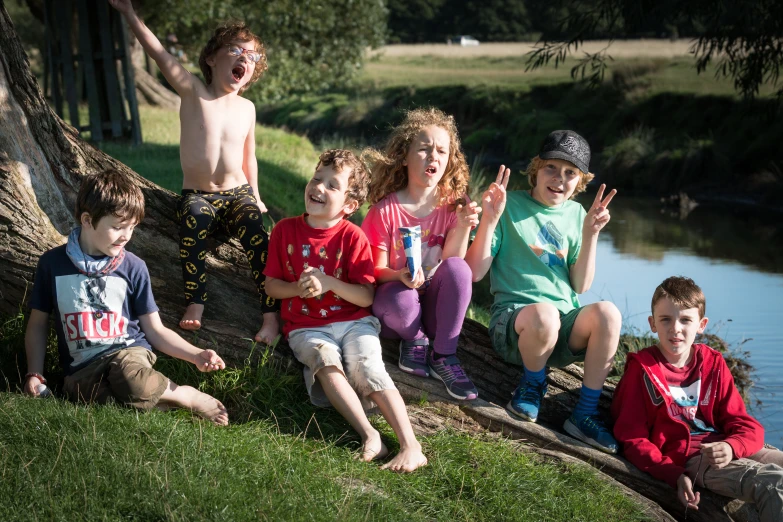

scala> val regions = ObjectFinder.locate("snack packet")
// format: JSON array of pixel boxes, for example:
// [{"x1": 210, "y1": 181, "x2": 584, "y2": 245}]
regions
[{"x1": 399, "y1": 226, "x2": 421, "y2": 277}]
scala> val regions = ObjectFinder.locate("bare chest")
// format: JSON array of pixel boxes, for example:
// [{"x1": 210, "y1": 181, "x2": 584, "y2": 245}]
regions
[{"x1": 180, "y1": 97, "x2": 250, "y2": 146}]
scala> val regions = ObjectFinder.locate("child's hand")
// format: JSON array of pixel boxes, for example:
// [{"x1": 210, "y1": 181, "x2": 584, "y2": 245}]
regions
[
  {"x1": 298, "y1": 267, "x2": 331, "y2": 298},
  {"x1": 676, "y1": 473, "x2": 700, "y2": 510},
  {"x1": 108, "y1": 0, "x2": 135, "y2": 15},
  {"x1": 399, "y1": 266, "x2": 425, "y2": 289},
  {"x1": 256, "y1": 199, "x2": 268, "y2": 214},
  {"x1": 23, "y1": 375, "x2": 43, "y2": 396},
  {"x1": 700, "y1": 441, "x2": 733, "y2": 468},
  {"x1": 582, "y1": 184, "x2": 617, "y2": 237},
  {"x1": 455, "y1": 200, "x2": 481, "y2": 229},
  {"x1": 481, "y1": 165, "x2": 510, "y2": 224},
  {"x1": 195, "y1": 349, "x2": 225, "y2": 372}
]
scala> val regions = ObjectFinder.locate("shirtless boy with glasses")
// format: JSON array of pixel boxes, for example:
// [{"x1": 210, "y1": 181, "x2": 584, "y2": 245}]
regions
[{"x1": 111, "y1": 0, "x2": 280, "y2": 343}]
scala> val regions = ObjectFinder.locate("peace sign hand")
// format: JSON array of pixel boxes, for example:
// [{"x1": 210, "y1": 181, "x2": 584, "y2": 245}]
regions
[
  {"x1": 583, "y1": 184, "x2": 617, "y2": 237},
  {"x1": 482, "y1": 165, "x2": 511, "y2": 224}
]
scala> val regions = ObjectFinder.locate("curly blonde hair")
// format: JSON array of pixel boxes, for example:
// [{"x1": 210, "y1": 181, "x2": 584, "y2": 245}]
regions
[
  {"x1": 199, "y1": 21, "x2": 267, "y2": 95},
  {"x1": 525, "y1": 156, "x2": 594, "y2": 199},
  {"x1": 364, "y1": 108, "x2": 470, "y2": 207}
]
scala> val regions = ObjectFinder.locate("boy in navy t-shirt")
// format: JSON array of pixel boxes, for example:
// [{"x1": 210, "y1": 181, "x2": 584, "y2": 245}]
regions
[{"x1": 24, "y1": 170, "x2": 229, "y2": 425}]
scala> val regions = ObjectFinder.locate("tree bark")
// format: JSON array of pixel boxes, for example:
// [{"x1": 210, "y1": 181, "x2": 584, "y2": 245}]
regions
[{"x1": 0, "y1": 5, "x2": 751, "y2": 522}]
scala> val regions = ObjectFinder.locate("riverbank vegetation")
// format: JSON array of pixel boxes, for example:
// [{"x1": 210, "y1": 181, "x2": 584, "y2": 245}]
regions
[{"x1": 258, "y1": 51, "x2": 783, "y2": 207}]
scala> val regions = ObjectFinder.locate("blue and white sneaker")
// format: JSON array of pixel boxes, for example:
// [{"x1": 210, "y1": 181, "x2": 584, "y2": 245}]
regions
[
  {"x1": 427, "y1": 353, "x2": 478, "y2": 400},
  {"x1": 398, "y1": 338, "x2": 430, "y2": 377},
  {"x1": 563, "y1": 414, "x2": 619, "y2": 454},
  {"x1": 506, "y1": 380, "x2": 548, "y2": 422}
]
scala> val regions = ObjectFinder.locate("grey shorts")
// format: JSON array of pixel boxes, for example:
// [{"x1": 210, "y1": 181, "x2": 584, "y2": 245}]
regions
[
  {"x1": 288, "y1": 316, "x2": 396, "y2": 409},
  {"x1": 488, "y1": 304, "x2": 587, "y2": 368}
]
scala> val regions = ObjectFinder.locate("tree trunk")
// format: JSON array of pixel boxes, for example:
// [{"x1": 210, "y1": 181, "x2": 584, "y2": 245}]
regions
[{"x1": 0, "y1": 6, "x2": 750, "y2": 522}]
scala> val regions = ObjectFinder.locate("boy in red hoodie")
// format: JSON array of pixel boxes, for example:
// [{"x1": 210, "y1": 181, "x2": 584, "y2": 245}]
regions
[{"x1": 611, "y1": 276, "x2": 782, "y2": 520}]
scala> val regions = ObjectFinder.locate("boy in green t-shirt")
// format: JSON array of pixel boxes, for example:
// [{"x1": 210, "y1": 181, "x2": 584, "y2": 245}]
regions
[{"x1": 465, "y1": 130, "x2": 621, "y2": 453}]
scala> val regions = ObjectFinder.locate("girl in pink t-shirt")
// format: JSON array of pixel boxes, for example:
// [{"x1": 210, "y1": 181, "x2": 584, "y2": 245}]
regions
[{"x1": 361, "y1": 108, "x2": 479, "y2": 400}]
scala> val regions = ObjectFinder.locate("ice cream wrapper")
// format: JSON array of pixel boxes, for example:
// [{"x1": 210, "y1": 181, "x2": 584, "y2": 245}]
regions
[{"x1": 399, "y1": 226, "x2": 422, "y2": 277}]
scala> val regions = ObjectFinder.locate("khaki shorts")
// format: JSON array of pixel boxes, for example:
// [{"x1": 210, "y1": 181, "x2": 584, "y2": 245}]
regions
[
  {"x1": 288, "y1": 316, "x2": 396, "y2": 410},
  {"x1": 488, "y1": 304, "x2": 586, "y2": 368},
  {"x1": 63, "y1": 347, "x2": 169, "y2": 411}
]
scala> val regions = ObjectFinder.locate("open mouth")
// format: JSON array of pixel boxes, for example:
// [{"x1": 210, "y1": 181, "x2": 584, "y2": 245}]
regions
[
  {"x1": 547, "y1": 187, "x2": 564, "y2": 195},
  {"x1": 232, "y1": 64, "x2": 246, "y2": 82},
  {"x1": 425, "y1": 166, "x2": 437, "y2": 176},
  {"x1": 308, "y1": 194, "x2": 325, "y2": 205}
]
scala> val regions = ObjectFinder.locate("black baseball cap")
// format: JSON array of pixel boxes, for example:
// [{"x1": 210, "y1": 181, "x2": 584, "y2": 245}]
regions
[{"x1": 538, "y1": 130, "x2": 591, "y2": 174}]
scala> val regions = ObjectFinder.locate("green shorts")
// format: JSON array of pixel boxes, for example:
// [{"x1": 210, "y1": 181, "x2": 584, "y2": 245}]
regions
[{"x1": 488, "y1": 304, "x2": 587, "y2": 368}]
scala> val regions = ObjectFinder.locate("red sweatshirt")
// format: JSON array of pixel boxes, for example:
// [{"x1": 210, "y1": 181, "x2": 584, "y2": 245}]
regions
[{"x1": 611, "y1": 343, "x2": 764, "y2": 488}]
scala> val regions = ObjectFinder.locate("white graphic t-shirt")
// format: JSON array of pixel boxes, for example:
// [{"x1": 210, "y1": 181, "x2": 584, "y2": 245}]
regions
[{"x1": 30, "y1": 245, "x2": 158, "y2": 374}]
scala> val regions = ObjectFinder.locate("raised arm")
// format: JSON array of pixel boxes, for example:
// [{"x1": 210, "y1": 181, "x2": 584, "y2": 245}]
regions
[
  {"x1": 570, "y1": 184, "x2": 616, "y2": 294},
  {"x1": 465, "y1": 165, "x2": 509, "y2": 282},
  {"x1": 23, "y1": 309, "x2": 50, "y2": 396},
  {"x1": 109, "y1": 0, "x2": 195, "y2": 96}
]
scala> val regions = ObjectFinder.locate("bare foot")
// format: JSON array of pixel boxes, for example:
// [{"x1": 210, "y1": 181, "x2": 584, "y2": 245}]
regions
[
  {"x1": 355, "y1": 429, "x2": 389, "y2": 462},
  {"x1": 186, "y1": 387, "x2": 229, "y2": 426},
  {"x1": 380, "y1": 443, "x2": 428, "y2": 472},
  {"x1": 254, "y1": 312, "x2": 280, "y2": 344},
  {"x1": 179, "y1": 303, "x2": 204, "y2": 331}
]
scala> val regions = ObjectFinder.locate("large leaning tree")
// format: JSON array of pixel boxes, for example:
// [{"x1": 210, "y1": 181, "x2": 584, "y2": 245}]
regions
[{"x1": 0, "y1": 5, "x2": 757, "y2": 521}]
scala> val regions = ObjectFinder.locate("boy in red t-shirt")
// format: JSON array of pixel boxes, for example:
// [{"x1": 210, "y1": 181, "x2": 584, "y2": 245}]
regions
[
  {"x1": 612, "y1": 276, "x2": 782, "y2": 520},
  {"x1": 264, "y1": 149, "x2": 427, "y2": 472}
]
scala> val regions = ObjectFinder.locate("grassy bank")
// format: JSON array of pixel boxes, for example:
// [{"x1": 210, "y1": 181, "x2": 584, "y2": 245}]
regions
[
  {"x1": 259, "y1": 53, "x2": 783, "y2": 207},
  {"x1": 1, "y1": 315, "x2": 647, "y2": 521},
  {"x1": 0, "y1": 105, "x2": 654, "y2": 520}
]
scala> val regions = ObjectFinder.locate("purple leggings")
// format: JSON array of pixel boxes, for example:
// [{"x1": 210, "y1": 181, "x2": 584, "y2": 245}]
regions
[{"x1": 372, "y1": 257, "x2": 472, "y2": 356}]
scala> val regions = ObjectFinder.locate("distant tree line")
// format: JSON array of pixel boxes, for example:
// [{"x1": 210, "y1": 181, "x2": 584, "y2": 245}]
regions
[
  {"x1": 8, "y1": 0, "x2": 782, "y2": 100},
  {"x1": 386, "y1": 0, "x2": 709, "y2": 43}
]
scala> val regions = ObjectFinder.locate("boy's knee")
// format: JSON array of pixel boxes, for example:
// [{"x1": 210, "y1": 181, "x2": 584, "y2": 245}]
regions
[
  {"x1": 180, "y1": 206, "x2": 215, "y2": 231},
  {"x1": 315, "y1": 365, "x2": 344, "y2": 383},
  {"x1": 108, "y1": 352, "x2": 168, "y2": 409},
  {"x1": 747, "y1": 463, "x2": 783, "y2": 515},
  {"x1": 516, "y1": 304, "x2": 560, "y2": 338},
  {"x1": 593, "y1": 301, "x2": 622, "y2": 332},
  {"x1": 111, "y1": 370, "x2": 168, "y2": 410}
]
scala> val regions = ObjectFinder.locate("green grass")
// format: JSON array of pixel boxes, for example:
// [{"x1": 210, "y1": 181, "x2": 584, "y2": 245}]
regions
[
  {"x1": 0, "y1": 309, "x2": 649, "y2": 521},
  {"x1": 361, "y1": 55, "x2": 777, "y2": 97}
]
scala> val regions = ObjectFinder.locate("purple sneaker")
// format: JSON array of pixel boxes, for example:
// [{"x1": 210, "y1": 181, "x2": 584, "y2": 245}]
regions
[
  {"x1": 427, "y1": 353, "x2": 478, "y2": 401},
  {"x1": 398, "y1": 338, "x2": 430, "y2": 377}
]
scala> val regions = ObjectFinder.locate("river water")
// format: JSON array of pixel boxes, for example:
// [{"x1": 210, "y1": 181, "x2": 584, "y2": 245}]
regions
[{"x1": 474, "y1": 195, "x2": 783, "y2": 447}]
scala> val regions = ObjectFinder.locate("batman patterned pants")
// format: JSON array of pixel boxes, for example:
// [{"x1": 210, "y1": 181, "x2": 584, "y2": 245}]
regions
[{"x1": 178, "y1": 184, "x2": 277, "y2": 313}]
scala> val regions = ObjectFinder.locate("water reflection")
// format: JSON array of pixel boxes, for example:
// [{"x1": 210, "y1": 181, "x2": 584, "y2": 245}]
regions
[{"x1": 601, "y1": 197, "x2": 783, "y2": 273}]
